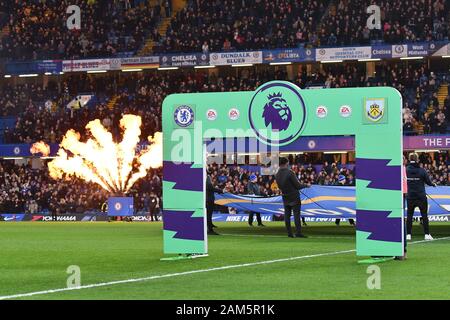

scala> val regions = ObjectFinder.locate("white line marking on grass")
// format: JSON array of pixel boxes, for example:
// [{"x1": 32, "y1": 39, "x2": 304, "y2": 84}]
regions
[{"x1": 1, "y1": 236, "x2": 449, "y2": 300}]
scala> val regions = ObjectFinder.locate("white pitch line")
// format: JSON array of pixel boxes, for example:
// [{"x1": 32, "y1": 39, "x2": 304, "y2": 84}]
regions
[{"x1": 1, "y1": 236, "x2": 449, "y2": 300}]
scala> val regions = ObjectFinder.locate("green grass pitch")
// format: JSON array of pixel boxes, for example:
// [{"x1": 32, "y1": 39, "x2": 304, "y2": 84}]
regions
[{"x1": 1, "y1": 221, "x2": 450, "y2": 300}]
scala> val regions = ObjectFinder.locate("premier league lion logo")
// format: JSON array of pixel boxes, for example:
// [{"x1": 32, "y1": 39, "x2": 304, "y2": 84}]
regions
[{"x1": 262, "y1": 92, "x2": 292, "y2": 131}]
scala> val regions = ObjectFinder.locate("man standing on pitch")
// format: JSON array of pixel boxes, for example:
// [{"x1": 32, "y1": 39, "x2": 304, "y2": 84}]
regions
[
  {"x1": 406, "y1": 153, "x2": 436, "y2": 241},
  {"x1": 247, "y1": 174, "x2": 265, "y2": 227},
  {"x1": 275, "y1": 157, "x2": 310, "y2": 238},
  {"x1": 206, "y1": 172, "x2": 223, "y2": 235}
]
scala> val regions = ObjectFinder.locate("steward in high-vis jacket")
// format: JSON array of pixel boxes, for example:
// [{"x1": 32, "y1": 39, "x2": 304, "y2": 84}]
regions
[{"x1": 406, "y1": 153, "x2": 436, "y2": 240}]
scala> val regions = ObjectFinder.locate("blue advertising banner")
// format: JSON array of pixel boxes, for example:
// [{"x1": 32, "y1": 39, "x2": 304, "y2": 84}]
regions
[
  {"x1": 371, "y1": 45, "x2": 393, "y2": 59},
  {"x1": 205, "y1": 136, "x2": 355, "y2": 154},
  {"x1": 4, "y1": 41, "x2": 450, "y2": 74},
  {"x1": 0, "y1": 134, "x2": 448, "y2": 158},
  {"x1": 107, "y1": 197, "x2": 134, "y2": 216},
  {"x1": 0, "y1": 214, "x2": 25, "y2": 222},
  {"x1": 212, "y1": 213, "x2": 273, "y2": 222},
  {"x1": 36, "y1": 60, "x2": 62, "y2": 73},
  {"x1": 262, "y1": 48, "x2": 315, "y2": 63},
  {"x1": 206, "y1": 134, "x2": 450, "y2": 154},
  {"x1": 159, "y1": 53, "x2": 209, "y2": 67},
  {"x1": 407, "y1": 43, "x2": 433, "y2": 57},
  {"x1": 215, "y1": 186, "x2": 450, "y2": 218},
  {"x1": 0, "y1": 144, "x2": 59, "y2": 157},
  {"x1": 5, "y1": 60, "x2": 62, "y2": 75}
]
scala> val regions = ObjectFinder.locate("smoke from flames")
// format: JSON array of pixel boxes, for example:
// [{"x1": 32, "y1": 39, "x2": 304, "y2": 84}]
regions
[
  {"x1": 30, "y1": 141, "x2": 51, "y2": 157},
  {"x1": 42, "y1": 114, "x2": 162, "y2": 194}
]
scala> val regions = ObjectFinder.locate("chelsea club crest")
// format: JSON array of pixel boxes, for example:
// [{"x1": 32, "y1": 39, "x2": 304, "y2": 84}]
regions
[{"x1": 174, "y1": 105, "x2": 194, "y2": 127}]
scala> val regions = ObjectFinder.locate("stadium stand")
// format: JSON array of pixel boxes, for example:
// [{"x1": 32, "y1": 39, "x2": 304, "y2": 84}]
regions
[
  {"x1": 153, "y1": 0, "x2": 328, "y2": 53},
  {"x1": 0, "y1": 149, "x2": 447, "y2": 214},
  {"x1": 154, "y1": 0, "x2": 450, "y2": 53},
  {"x1": 206, "y1": 150, "x2": 449, "y2": 197},
  {"x1": 0, "y1": 61, "x2": 448, "y2": 144},
  {"x1": 0, "y1": 159, "x2": 162, "y2": 214},
  {"x1": 0, "y1": 0, "x2": 162, "y2": 60},
  {"x1": 0, "y1": 1, "x2": 449, "y2": 215},
  {"x1": 320, "y1": 0, "x2": 449, "y2": 46},
  {"x1": 0, "y1": 0, "x2": 449, "y2": 59}
]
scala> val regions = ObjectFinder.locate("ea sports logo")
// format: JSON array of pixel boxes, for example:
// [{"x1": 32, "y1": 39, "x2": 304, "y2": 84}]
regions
[
  {"x1": 339, "y1": 105, "x2": 352, "y2": 118},
  {"x1": 248, "y1": 81, "x2": 306, "y2": 146},
  {"x1": 316, "y1": 106, "x2": 328, "y2": 118},
  {"x1": 206, "y1": 109, "x2": 217, "y2": 121},
  {"x1": 228, "y1": 108, "x2": 240, "y2": 120},
  {"x1": 114, "y1": 202, "x2": 122, "y2": 211}
]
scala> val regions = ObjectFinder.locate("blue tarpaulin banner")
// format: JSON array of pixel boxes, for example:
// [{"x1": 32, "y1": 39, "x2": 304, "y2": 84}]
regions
[{"x1": 215, "y1": 186, "x2": 450, "y2": 218}]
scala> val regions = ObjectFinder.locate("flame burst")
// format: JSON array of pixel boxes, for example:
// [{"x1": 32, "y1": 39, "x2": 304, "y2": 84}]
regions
[
  {"x1": 47, "y1": 114, "x2": 162, "y2": 194},
  {"x1": 30, "y1": 141, "x2": 51, "y2": 157}
]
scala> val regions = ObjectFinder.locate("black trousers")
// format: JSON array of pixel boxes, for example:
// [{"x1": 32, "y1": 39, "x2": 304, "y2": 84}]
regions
[
  {"x1": 51, "y1": 211, "x2": 57, "y2": 221},
  {"x1": 335, "y1": 218, "x2": 355, "y2": 225},
  {"x1": 284, "y1": 203, "x2": 302, "y2": 236},
  {"x1": 150, "y1": 209, "x2": 158, "y2": 221},
  {"x1": 406, "y1": 198, "x2": 429, "y2": 235},
  {"x1": 206, "y1": 203, "x2": 214, "y2": 231},
  {"x1": 248, "y1": 212, "x2": 262, "y2": 225}
]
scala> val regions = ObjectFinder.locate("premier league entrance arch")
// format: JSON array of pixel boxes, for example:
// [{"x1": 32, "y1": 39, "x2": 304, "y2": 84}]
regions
[{"x1": 162, "y1": 81, "x2": 403, "y2": 257}]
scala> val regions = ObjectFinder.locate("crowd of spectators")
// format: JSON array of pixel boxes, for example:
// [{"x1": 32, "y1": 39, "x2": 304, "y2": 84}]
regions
[
  {"x1": 0, "y1": 60, "x2": 447, "y2": 213},
  {"x1": 154, "y1": 0, "x2": 327, "y2": 53},
  {"x1": 1, "y1": 72, "x2": 163, "y2": 143},
  {"x1": 0, "y1": 160, "x2": 162, "y2": 214},
  {"x1": 207, "y1": 160, "x2": 356, "y2": 198},
  {"x1": 418, "y1": 151, "x2": 450, "y2": 186},
  {"x1": 156, "y1": 0, "x2": 449, "y2": 53},
  {"x1": 320, "y1": 0, "x2": 449, "y2": 46},
  {"x1": 0, "y1": 0, "x2": 449, "y2": 61},
  {"x1": 0, "y1": 150, "x2": 446, "y2": 214},
  {"x1": 0, "y1": 0, "x2": 162, "y2": 60},
  {"x1": 0, "y1": 61, "x2": 448, "y2": 144},
  {"x1": 207, "y1": 151, "x2": 449, "y2": 201}
]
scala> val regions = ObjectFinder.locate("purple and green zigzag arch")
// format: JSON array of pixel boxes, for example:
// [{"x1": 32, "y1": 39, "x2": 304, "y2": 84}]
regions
[
  {"x1": 356, "y1": 158, "x2": 401, "y2": 190},
  {"x1": 357, "y1": 209, "x2": 402, "y2": 242},
  {"x1": 163, "y1": 210, "x2": 204, "y2": 241},
  {"x1": 163, "y1": 161, "x2": 203, "y2": 192}
]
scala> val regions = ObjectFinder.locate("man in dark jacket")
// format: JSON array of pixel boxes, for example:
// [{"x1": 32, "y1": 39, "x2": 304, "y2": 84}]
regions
[
  {"x1": 206, "y1": 173, "x2": 223, "y2": 235},
  {"x1": 406, "y1": 153, "x2": 436, "y2": 240},
  {"x1": 247, "y1": 174, "x2": 265, "y2": 227},
  {"x1": 275, "y1": 157, "x2": 310, "y2": 238}
]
